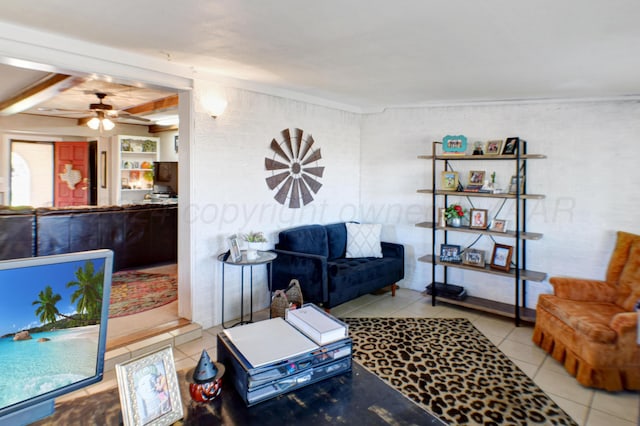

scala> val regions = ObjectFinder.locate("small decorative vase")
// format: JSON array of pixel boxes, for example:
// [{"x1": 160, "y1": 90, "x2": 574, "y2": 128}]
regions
[
  {"x1": 449, "y1": 217, "x2": 462, "y2": 228},
  {"x1": 246, "y1": 243, "x2": 259, "y2": 260}
]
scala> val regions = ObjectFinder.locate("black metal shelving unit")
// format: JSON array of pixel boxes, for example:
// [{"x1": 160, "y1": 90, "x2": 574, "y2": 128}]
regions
[{"x1": 417, "y1": 140, "x2": 546, "y2": 326}]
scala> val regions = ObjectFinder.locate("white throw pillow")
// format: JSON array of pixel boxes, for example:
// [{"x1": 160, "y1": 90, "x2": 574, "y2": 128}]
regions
[{"x1": 345, "y1": 223, "x2": 383, "y2": 258}]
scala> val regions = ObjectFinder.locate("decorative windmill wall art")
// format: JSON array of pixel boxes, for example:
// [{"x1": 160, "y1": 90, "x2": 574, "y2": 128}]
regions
[{"x1": 265, "y1": 128, "x2": 325, "y2": 208}]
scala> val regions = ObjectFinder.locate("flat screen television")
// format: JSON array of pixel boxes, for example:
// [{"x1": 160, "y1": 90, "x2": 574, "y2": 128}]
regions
[
  {"x1": 153, "y1": 161, "x2": 178, "y2": 197},
  {"x1": 0, "y1": 249, "x2": 113, "y2": 425}
]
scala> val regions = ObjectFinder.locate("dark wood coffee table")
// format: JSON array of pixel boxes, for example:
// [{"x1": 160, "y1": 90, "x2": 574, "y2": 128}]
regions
[{"x1": 34, "y1": 362, "x2": 444, "y2": 425}]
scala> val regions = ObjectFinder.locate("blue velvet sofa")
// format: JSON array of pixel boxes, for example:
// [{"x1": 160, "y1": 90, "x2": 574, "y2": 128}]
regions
[{"x1": 270, "y1": 223, "x2": 404, "y2": 309}]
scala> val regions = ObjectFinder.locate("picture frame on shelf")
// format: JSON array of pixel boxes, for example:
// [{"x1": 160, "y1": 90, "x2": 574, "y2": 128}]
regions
[
  {"x1": 462, "y1": 248, "x2": 485, "y2": 267},
  {"x1": 442, "y1": 135, "x2": 467, "y2": 154},
  {"x1": 467, "y1": 170, "x2": 485, "y2": 188},
  {"x1": 115, "y1": 346, "x2": 184, "y2": 426},
  {"x1": 440, "y1": 244, "x2": 462, "y2": 263},
  {"x1": 121, "y1": 139, "x2": 132, "y2": 152},
  {"x1": 485, "y1": 140, "x2": 503, "y2": 155},
  {"x1": 228, "y1": 235, "x2": 242, "y2": 262},
  {"x1": 490, "y1": 243, "x2": 514, "y2": 271},
  {"x1": 489, "y1": 219, "x2": 508, "y2": 232},
  {"x1": 441, "y1": 171, "x2": 459, "y2": 191},
  {"x1": 469, "y1": 208, "x2": 489, "y2": 229},
  {"x1": 502, "y1": 137, "x2": 519, "y2": 155},
  {"x1": 508, "y1": 175, "x2": 525, "y2": 194}
]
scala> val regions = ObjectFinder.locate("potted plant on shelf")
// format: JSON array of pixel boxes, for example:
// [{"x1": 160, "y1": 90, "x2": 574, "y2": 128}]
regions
[
  {"x1": 242, "y1": 231, "x2": 267, "y2": 260},
  {"x1": 444, "y1": 204, "x2": 466, "y2": 227}
]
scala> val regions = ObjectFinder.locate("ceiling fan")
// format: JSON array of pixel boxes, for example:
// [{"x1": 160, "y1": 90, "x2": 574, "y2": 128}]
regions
[{"x1": 38, "y1": 92, "x2": 152, "y2": 128}]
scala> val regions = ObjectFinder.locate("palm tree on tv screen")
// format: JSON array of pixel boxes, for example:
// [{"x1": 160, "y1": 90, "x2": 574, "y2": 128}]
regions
[
  {"x1": 67, "y1": 261, "x2": 104, "y2": 322},
  {"x1": 32, "y1": 285, "x2": 63, "y2": 325}
]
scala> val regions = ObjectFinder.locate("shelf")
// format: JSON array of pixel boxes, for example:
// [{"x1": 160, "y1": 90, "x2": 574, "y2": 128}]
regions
[
  {"x1": 427, "y1": 285, "x2": 536, "y2": 322},
  {"x1": 417, "y1": 189, "x2": 545, "y2": 200},
  {"x1": 415, "y1": 221, "x2": 543, "y2": 240},
  {"x1": 419, "y1": 140, "x2": 544, "y2": 326},
  {"x1": 418, "y1": 254, "x2": 546, "y2": 282},
  {"x1": 121, "y1": 151, "x2": 157, "y2": 155},
  {"x1": 122, "y1": 188, "x2": 152, "y2": 191},
  {"x1": 418, "y1": 154, "x2": 546, "y2": 160}
]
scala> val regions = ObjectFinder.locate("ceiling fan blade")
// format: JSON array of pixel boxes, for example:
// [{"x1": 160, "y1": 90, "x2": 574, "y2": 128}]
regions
[
  {"x1": 37, "y1": 107, "x2": 89, "y2": 113},
  {"x1": 114, "y1": 112, "x2": 152, "y2": 123}
]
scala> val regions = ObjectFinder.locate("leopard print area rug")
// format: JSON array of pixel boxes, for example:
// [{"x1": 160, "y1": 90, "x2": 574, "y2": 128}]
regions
[{"x1": 343, "y1": 317, "x2": 577, "y2": 425}]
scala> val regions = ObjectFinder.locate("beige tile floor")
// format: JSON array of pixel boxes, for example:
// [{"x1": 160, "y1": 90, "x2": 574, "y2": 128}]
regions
[{"x1": 66, "y1": 288, "x2": 639, "y2": 426}]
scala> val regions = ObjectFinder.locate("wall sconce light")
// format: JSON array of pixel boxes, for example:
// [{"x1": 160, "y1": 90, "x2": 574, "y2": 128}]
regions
[
  {"x1": 87, "y1": 111, "x2": 115, "y2": 131},
  {"x1": 204, "y1": 98, "x2": 227, "y2": 119}
]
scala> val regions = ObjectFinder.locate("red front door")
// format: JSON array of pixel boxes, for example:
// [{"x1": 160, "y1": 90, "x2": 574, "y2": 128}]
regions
[{"x1": 54, "y1": 142, "x2": 89, "y2": 207}]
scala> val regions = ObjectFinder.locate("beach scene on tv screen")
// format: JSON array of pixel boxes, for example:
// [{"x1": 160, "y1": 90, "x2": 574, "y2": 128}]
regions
[{"x1": 0, "y1": 258, "x2": 106, "y2": 408}]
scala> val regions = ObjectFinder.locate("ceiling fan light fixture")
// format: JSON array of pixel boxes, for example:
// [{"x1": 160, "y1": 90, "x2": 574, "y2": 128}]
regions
[
  {"x1": 102, "y1": 117, "x2": 115, "y2": 131},
  {"x1": 87, "y1": 116, "x2": 101, "y2": 130}
]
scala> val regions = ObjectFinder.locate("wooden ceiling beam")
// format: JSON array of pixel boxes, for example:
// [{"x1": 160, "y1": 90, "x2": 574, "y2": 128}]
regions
[
  {"x1": 123, "y1": 94, "x2": 179, "y2": 115},
  {"x1": 0, "y1": 74, "x2": 84, "y2": 116},
  {"x1": 148, "y1": 124, "x2": 179, "y2": 133}
]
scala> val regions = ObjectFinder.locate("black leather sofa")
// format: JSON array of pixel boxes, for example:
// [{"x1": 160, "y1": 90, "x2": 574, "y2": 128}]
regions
[{"x1": 0, "y1": 204, "x2": 177, "y2": 271}]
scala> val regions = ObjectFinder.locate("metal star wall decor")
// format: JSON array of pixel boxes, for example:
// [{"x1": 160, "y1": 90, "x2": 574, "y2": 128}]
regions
[{"x1": 264, "y1": 128, "x2": 325, "y2": 208}]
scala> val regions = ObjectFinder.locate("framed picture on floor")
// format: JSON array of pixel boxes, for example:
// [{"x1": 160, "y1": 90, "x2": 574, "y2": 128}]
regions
[
  {"x1": 116, "y1": 346, "x2": 183, "y2": 426},
  {"x1": 490, "y1": 243, "x2": 513, "y2": 271}
]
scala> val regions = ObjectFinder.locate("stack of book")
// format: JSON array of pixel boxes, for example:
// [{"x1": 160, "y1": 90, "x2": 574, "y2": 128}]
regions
[
  {"x1": 217, "y1": 304, "x2": 351, "y2": 406},
  {"x1": 285, "y1": 303, "x2": 348, "y2": 345}
]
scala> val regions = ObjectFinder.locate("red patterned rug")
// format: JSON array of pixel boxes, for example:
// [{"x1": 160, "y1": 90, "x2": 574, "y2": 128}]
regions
[{"x1": 108, "y1": 271, "x2": 177, "y2": 318}]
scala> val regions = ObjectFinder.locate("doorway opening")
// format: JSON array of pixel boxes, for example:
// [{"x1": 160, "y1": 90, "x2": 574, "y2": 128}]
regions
[{"x1": 10, "y1": 140, "x2": 54, "y2": 207}]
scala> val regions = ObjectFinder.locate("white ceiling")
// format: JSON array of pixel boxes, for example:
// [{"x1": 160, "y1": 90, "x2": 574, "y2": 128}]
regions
[{"x1": 1, "y1": 0, "x2": 639, "y2": 109}]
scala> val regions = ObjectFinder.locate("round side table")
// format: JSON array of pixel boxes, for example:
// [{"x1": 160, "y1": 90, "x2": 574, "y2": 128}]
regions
[{"x1": 217, "y1": 250, "x2": 277, "y2": 328}]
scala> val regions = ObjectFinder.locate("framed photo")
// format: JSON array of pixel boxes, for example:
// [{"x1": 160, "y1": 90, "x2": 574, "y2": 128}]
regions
[
  {"x1": 467, "y1": 170, "x2": 485, "y2": 186},
  {"x1": 115, "y1": 346, "x2": 183, "y2": 426},
  {"x1": 440, "y1": 244, "x2": 462, "y2": 263},
  {"x1": 462, "y1": 248, "x2": 485, "y2": 268},
  {"x1": 469, "y1": 208, "x2": 488, "y2": 229},
  {"x1": 228, "y1": 235, "x2": 242, "y2": 262},
  {"x1": 441, "y1": 171, "x2": 459, "y2": 191},
  {"x1": 442, "y1": 135, "x2": 467, "y2": 153},
  {"x1": 490, "y1": 244, "x2": 514, "y2": 271},
  {"x1": 508, "y1": 175, "x2": 525, "y2": 194},
  {"x1": 485, "y1": 140, "x2": 503, "y2": 155},
  {"x1": 489, "y1": 219, "x2": 508, "y2": 232},
  {"x1": 502, "y1": 137, "x2": 519, "y2": 155}
]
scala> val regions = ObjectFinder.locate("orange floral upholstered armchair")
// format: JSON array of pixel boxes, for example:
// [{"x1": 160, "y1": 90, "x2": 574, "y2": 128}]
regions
[{"x1": 533, "y1": 231, "x2": 640, "y2": 391}]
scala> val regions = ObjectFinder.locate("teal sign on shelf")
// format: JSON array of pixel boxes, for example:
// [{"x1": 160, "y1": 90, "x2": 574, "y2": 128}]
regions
[{"x1": 442, "y1": 135, "x2": 467, "y2": 153}]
